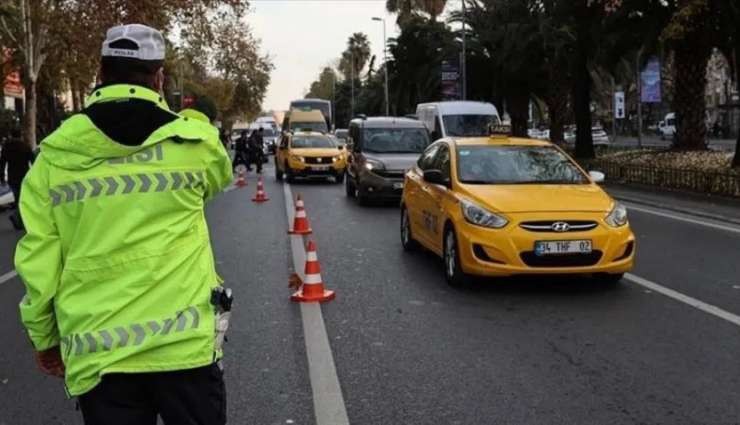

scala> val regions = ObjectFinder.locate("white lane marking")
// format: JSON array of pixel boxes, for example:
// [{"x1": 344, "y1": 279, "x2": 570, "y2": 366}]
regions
[
  {"x1": 626, "y1": 273, "x2": 740, "y2": 328},
  {"x1": 0, "y1": 270, "x2": 17, "y2": 285},
  {"x1": 625, "y1": 203, "x2": 740, "y2": 236},
  {"x1": 283, "y1": 183, "x2": 350, "y2": 425}
]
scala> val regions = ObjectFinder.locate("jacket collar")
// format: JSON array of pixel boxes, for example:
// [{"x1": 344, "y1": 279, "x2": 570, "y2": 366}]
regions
[{"x1": 84, "y1": 84, "x2": 170, "y2": 111}]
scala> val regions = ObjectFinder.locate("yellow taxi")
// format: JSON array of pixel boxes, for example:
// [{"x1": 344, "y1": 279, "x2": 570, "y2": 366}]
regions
[
  {"x1": 275, "y1": 130, "x2": 347, "y2": 183},
  {"x1": 400, "y1": 131, "x2": 635, "y2": 286}
]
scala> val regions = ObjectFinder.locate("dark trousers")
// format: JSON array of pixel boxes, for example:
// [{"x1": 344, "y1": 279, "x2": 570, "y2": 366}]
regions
[
  {"x1": 79, "y1": 364, "x2": 226, "y2": 425},
  {"x1": 233, "y1": 151, "x2": 250, "y2": 171}
]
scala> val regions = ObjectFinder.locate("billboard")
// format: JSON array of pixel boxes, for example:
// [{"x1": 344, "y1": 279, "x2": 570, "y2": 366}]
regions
[
  {"x1": 640, "y1": 57, "x2": 661, "y2": 103},
  {"x1": 441, "y1": 60, "x2": 460, "y2": 100},
  {"x1": 614, "y1": 91, "x2": 625, "y2": 119}
]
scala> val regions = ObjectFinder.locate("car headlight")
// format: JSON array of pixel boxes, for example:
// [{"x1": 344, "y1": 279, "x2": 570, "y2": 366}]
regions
[
  {"x1": 364, "y1": 159, "x2": 385, "y2": 171},
  {"x1": 605, "y1": 202, "x2": 628, "y2": 227},
  {"x1": 460, "y1": 199, "x2": 508, "y2": 229},
  {"x1": 290, "y1": 155, "x2": 305, "y2": 163}
]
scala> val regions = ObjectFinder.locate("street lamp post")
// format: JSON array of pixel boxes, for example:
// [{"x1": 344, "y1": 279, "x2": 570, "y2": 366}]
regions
[{"x1": 372, "y1": 17, "x2": 390, "y2": 116}]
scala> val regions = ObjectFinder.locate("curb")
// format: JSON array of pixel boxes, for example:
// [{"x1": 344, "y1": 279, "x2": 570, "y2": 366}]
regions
[{"x1": 615, "y1": 194, "x2": 740, "y2": 226}]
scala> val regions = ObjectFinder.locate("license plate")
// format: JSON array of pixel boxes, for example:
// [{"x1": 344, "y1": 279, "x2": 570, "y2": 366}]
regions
[
  {"x1": 310, "y1": 165, "x2": 330, "y2": 171},
  {"x1": 393, "y1": 182, "x2": 404, "y2": 190},
  {"x1": 535, "y1": 240, "x2": 592, "y2": 256}
]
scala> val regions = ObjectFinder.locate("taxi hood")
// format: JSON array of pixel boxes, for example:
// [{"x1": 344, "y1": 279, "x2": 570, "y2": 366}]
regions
[
  {"x1": 458, "y1": 184, "x2": 614, "y2": 213},
  {"x1": 291, "y1": 148, "x2": 340, "y2": 157}
]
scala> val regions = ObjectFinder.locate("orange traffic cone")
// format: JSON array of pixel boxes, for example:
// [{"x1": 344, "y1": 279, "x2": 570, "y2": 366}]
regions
[
  {"x1": 288, "y1": 194, "x2": 312, "y2": 235},
  {"x1": 235, "y1": 169, "x2": 248, "y2": 188},
  {"x1": 291, "y1": 241, "x2": 335, "y2": 303},
  {"x1": 252, "y1": 176, "x2": 269, "y2": 203}
]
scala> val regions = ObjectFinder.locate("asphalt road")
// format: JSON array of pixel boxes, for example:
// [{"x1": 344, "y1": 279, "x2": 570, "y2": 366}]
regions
[{"x1": 1, "y1": 164, "x2": 740, "y2": 424}]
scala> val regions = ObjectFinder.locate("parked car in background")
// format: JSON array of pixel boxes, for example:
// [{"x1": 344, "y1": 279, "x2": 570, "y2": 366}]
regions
[
  {"x1": 416, "y1": 101, "x2": 501, "y2": 141},
  {"x1": 563, "y1": 125, "x2": 609, "y2": 146},
  {"x1": 659, "y1": 113, "x2": 676, "y2": 140},
  {"x1": 334, "y1": 129, "x2": 349, "y2": 145},
  {"x1": 345, "y1": 117, "x2": 431, "y2": 204}
]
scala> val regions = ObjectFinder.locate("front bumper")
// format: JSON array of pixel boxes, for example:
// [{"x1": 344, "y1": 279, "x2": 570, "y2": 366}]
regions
[
  {"x1": 455, "y1": 213, "x2": 635, "y2": 277},
  {"x1": 357, "y1": 170, "x2": 405, "y2": 199},
  {"x1": 288, "y1": 161, "x2": 345, "y2": 178}
]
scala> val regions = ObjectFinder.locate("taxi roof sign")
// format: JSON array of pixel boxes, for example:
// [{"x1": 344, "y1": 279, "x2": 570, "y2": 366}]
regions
[{"x1": 489, "y1": 124, "x2": 512, "y2": 138}]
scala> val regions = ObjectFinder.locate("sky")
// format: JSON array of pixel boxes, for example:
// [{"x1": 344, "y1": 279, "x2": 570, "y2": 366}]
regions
[{"x1": 247, "y1": 0, "x2": 400, "y2": 112}]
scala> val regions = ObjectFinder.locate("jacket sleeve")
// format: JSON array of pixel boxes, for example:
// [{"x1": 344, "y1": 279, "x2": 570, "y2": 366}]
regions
[
  {"x1": 15, "y1": 157, "x2": 63, "y2": 351},
  {"x1": 204, "y1": 133, "x2": 233, "y2": 202}
]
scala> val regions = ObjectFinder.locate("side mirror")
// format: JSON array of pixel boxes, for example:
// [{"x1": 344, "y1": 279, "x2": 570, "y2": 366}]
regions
[
  {"x1": 589, "y1": 170, "x2": 605, "y2": 183},
  {"x1": 423, "y1": 169, "x2": 450, "y2": 187}
]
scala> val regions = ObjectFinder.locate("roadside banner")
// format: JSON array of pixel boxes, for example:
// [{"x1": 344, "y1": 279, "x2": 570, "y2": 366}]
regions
[
  {"x1": 614, "y1": 91, "x2": 625, "y2": 119},
  {"x1": 641, "y1": 56, "x2": 662, "y2": 103},
  {"x1": 441, "y1": 60, "x2": 460, "y2": 100}
]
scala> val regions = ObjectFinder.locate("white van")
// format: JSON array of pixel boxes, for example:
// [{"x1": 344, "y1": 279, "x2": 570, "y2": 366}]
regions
[
  {"x1": 659, "y1": 113, "x2": 676, "y2": 140},
  {"x1": 416, "y1": 101, "x2": 501, "y2": 141}
]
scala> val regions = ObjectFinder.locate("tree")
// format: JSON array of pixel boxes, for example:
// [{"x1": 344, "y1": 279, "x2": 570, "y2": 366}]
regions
[
  {"x1": 306, "y1": 67, "x2": 338, "y2": 100},
  {"x1": 714, "y1": 0, "x2": 740, "y2": 167},
  {"x1": 0, "y1": 0, "x2": 60, "y2": 149},
  {"x1": 662, "y1": 0, "x2": 713, "y2": 150},
  {"x1": 338, "y1": 33, "x2": 371, "y2": 80}
]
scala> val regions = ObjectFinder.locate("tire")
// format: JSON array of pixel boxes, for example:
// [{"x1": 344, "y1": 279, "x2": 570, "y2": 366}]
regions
[
  {"x1": 598, "y1": 273, "x2": 624, "y2": 286},
  {"x1": 335, "y1": 172, "x2": 345, "y2": 184},
  {"x1": 400, "y1": 206, "x2": 418, "y2": 252},
  {"x1": 443, "y1": 226, "x2": 468, "y2": 288},
  {"x1": 275, "y1": 159, "x2": 283, "y2": 181},
  {"x1": 285, "y1": 164, "x2": 295, "y2": 183},
  {"x1": 345, "y1": 174, "x2": 355, "y2": 198}
]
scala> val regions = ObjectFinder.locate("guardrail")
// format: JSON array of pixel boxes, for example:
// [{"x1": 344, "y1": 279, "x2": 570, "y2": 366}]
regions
[{"x1": 585, "y1": 161, "x2": 740, "y2": 198}]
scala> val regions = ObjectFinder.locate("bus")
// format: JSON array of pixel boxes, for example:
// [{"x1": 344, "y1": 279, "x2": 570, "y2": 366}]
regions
[{"x1": 290, "y1": 98, "x2": 332, "y2": 129}]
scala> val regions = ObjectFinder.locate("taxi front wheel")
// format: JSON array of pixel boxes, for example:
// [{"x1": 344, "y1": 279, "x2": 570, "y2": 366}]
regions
[
  {"x1": 444, "y1": 226, "x2": 468, "y2": 287},
  {"x1": 400, "y1": 206, "x2": 418, "y2": 251}
]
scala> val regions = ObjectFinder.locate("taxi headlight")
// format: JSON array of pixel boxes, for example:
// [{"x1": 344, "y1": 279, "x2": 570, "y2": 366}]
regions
[
  {"x1": 605, "y1": 202, "x2": 628, "y2": 227},
  {"x1": 290, "y1": 155, "x2": 305, "y2": 163},
  {"x1": 364, "y1": 159, "x2": 385, "y2": 171},
  {"x1": 460, "y1": 199, "x2": 508, "y2": 229}
]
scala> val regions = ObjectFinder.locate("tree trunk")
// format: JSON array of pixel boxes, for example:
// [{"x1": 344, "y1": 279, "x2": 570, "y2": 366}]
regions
[
  {"x1": 673, "y1": 44, "x2": 710, "y2": 150},
  {"x1": 573, "y1": 52, "x2": 594, "y2": 159},
  {"x1": 545, "y1": 75, "x2": 570, "y2": 145},
  {"x1": 23, "y1": 80, "x2": 37, "y2": 150},
  {"x1": 508, "y1": 91, "x2": 529, "y2": 137}
]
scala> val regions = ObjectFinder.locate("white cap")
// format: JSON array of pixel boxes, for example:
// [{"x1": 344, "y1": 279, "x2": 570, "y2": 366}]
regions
[{"x1": 101, "y1": 24, "x2": 165, "y2": 61}]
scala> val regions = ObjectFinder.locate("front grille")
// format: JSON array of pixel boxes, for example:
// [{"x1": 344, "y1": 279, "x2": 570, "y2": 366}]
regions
[
  {"x1": 520, "y1": 220, "x2": 598, "y2": 233},
  {"x1": 305, "y1": 156, "x2": 334, "y2": 165},
  {"x1": 520, "y1": 251, "x2": 603, "y2": 267},
  {"x1": 374, "y1": 170, "x2": 405, "y2": 179}
]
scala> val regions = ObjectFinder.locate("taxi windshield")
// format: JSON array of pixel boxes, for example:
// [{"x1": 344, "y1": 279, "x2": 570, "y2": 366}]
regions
[
  {"x1": 457, "y1": 145, "x2": 587, "y2": 185},
  {"x1": 292, "y1": 122, "x2": 328, "y2": 133},
  {"x1": 443, "y1": 115, "x2": 500, "y2": 137},
  {"x1": 362, "y1": 128, "x2": 430, "y2": 153},
  {"x1": 291, "y1": 136, "x2": 336, "y2": 149}
]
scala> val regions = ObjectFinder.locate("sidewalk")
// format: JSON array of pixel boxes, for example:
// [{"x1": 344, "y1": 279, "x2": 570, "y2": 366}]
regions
[{"x1": 605, "y1": 184, "x2": 740, "y2": 225}]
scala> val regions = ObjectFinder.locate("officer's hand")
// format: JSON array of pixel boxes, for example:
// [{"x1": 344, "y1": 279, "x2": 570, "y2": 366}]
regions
[
  {"x1": 35, "y1": 346, "x2": 65, "y2": 378},
  {"x1": 288, "y1": 273, "x2": 303, "y2": 291}
]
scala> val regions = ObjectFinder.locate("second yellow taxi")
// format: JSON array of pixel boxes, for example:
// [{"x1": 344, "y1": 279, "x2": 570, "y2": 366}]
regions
[
  {"x1": 400, "y1": 131, "x2": 635, "y2": 286},
  {"x1": 275, "y1": 130, "x2": 347, "y2": 183}
]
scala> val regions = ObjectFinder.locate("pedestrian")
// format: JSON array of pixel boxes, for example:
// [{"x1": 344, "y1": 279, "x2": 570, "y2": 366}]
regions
[
  {"x1": 15, "y1": 24, "x2": 232, "y2": 425},
  {"x1": 233, "y1": 130, "x2": 251, "y2": 172},
  {"x1": 249, "y1": 127, "x2": 265, "y2": 174},
  {"x1": 0, "y1": 127, "x2": 34, "y2": 230},
  {"x1": 180, "y1": 95, "x2": 218, "y2": 125}
]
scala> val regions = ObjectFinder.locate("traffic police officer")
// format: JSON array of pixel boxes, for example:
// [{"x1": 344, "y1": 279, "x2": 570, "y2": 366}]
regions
[{"x1": 15, "y1": 24, "x2": 232, "y2": 424}]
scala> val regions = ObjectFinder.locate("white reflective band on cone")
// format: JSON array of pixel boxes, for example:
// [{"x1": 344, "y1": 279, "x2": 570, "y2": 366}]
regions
[{"x1": 304, "y1": 273, "x2": 323, "y2": 284}]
